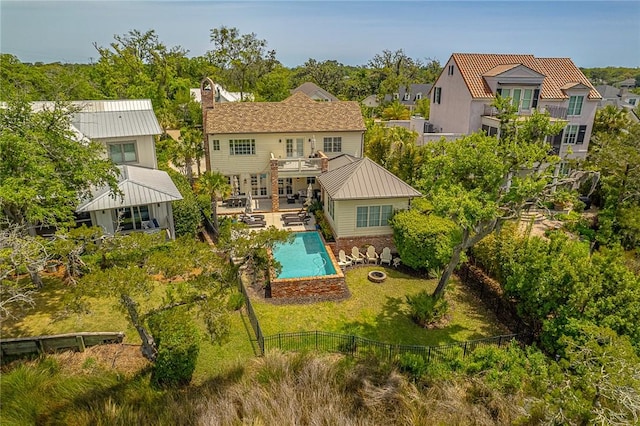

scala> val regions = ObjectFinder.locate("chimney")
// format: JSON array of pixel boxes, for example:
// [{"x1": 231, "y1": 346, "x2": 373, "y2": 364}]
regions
[{"x1": 200, "y1": 78, "x2": 215, "y2": 172}]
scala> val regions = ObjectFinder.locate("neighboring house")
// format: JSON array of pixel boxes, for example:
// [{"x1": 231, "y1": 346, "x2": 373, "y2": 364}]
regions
[
  {"x1": 618, "y1": 78, "x2": 637, "y2": 89},
  {"x1": 200, "y1": 78, "x2": 366, "y2": 211},
  {"x1": 385, "y1": 84, "x2": 433, "y2": 111},
  {"x1": 291, "y1": 82, "x2": 339, "y2": 102},
  {"x1": 596, "y1": 84, "x2": 640, "y2": 108},
  {"x1": 428, "y1": 53, "x2": 601, "y2": 161},
  {"x1": 30, "y1": 100, "x2": 182, "y2": 238},
  {"x1": 190, "y1": 84, "x2": 248, "y2": 103},
  {"x1": 364, "y1": 84, "x2": 433, "y2": 111},
  {"x1": 318, "y1": 156, "x2": 422, "y2": 253}
]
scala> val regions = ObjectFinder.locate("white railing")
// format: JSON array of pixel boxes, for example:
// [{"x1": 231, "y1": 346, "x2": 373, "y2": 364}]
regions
[{"x1": 277, "y1": 157, "x2": 323, "y2": 173}]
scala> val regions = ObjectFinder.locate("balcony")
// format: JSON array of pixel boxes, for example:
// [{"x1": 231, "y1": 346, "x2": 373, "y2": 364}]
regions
[
  {"x1": 482, "y1": 104, "x2": 568, "y2": 120},
  {"x1": 276, "y1": 157, "x2": 323, "y2": 176}
]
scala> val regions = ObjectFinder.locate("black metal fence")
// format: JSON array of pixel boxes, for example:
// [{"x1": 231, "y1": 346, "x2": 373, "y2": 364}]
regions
[
  {"x1": 238, "y1": 277, "x2": 519, "y2": 361},
  {"x1": 262, "y1": 331, "x2": 519, "y2": 363},
  {"x1": 239, "y1": 278, "x2": 265, "y2": 354}
]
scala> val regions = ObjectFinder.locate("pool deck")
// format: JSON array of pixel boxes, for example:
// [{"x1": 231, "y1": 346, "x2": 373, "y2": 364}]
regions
[{"x1": 217, "y1": 198, "x2": 317, "y2": 232}]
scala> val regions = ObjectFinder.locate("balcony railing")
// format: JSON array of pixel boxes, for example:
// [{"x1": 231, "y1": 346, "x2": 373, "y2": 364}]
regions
[
  {"x1": 482, "y1": 104, "x2": 568, "y2": 120},
  {"x1": 277, "y1": 157, "x2": 323, "y2": 173}
]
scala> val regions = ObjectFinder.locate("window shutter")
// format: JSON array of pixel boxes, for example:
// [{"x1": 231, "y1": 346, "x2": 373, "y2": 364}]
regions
[
  {"x1": 551, "y1": 133, "x2": 563, "y2": 154},
  {"x1": 532, "y1": 89, "x2": 540, "y2": 108},
  {"x1": 496, "y1": 88, "x2": 502, "y2": 96},
  {"x1": 576, "y1": 125, "x2": 587, "y2": 144}
]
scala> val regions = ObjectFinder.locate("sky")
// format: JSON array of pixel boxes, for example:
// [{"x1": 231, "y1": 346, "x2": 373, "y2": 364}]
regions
[{"x1": 1, "y1": 1, "x2": 639, "y2": 68}]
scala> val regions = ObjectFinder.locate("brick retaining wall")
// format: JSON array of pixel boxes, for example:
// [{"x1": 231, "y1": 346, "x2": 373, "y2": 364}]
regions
[{"x1": 270, "y1": 274, "x2": 348, "y2": 299}]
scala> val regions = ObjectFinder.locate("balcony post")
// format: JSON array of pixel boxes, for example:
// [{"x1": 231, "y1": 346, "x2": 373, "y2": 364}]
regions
[{"x1": 270, "y1": 158, "x2": 279, "y2": 212}]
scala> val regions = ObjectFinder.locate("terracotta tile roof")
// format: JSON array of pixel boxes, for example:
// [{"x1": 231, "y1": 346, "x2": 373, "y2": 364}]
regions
[
  {"x1": 204, "y1": 92, "x2": 365, "y2": 134},
  {"x1": 451, "y1": 53, "x2": 600, "y2": 100}
]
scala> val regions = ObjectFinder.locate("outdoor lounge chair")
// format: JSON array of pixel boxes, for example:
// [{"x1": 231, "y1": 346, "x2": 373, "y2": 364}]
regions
[
  {"x1": 241, "y1": 216, "x2": 266, "y2": 228},
  {"x1": 282, "y1": 215, "x2": 310, "y2": 226},
  {"x1": 350, "y1": 246, "x2": 365, "y2": 264},
  {"x1": 366, "y1": 246, "x2": 379, "y2": 264},
  {"x1": 337, "y1": 250, "x2": 352, "y2": 269},
  {"x1": 379, "y1": 247, "x2": 393, "y2": 266}
]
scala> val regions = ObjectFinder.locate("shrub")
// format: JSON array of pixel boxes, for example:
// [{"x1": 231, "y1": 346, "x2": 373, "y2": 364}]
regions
[
  {"x1": 314, "y1": 210, "x2": 335, "y2": 242},
  {"x1": 148, "y1": 308, "x2": 200, "y2": 387},
  {"x1": 390, "y1": 210, "x2": 460, "y2": 273},
  {"x1": 165, "y1": 168, "x2": 202, "y2": 237},
  {"x1": 226, "y1": 291, "x2": 244, "y2": 311},
  {"x1": 405, "y1": 290, "x2": 448, "y2": 327}
]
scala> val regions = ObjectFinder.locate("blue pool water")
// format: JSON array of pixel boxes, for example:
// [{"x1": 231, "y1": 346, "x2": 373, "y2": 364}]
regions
[{"x1": 273, "y1": 232, "x2": 337, "y2": 279}]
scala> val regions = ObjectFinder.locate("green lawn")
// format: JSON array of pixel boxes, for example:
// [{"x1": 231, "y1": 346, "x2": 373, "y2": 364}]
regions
[
  {"x1": 252, "y1": 266, "x2": 508, "y2": 346},
  {"x1": 1, "y1": 276, "x2": 255, "y2": 382},
  {"x1": 2, "y1": 265, "x2": 508, "y2": 380}
]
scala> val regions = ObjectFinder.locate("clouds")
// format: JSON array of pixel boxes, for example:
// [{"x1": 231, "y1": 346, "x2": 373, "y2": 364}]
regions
[{"x1": 1, "y1": 1, "x2": 638, "y2": 67}]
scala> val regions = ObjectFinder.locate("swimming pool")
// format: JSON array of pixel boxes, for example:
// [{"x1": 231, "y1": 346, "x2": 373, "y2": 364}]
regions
[{"x1": 273, "y1": 232, "x2": 337, "y2": 279}]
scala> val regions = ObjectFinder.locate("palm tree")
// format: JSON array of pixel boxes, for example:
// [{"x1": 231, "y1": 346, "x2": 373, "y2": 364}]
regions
[
  {"x1": 195, "y1": 171, "x2": 231, "y2": 237},
  {"x1": 381, "y1": 100, "x2": 410, "y2": 120},
  {"x1": 170, "y1": 127, "x2": 204, "y2": 187}
]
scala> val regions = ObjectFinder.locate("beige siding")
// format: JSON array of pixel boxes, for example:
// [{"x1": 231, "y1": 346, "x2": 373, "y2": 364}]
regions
[
  {"x1": 99, "y1": 135, "x2": 157, "y2": 169},
  {"x1": 328, "y1": 198, "x2": 411, "y2": 238},
  {"x1": 208, "y1": 131, "x2": 362, "y2": 195}
]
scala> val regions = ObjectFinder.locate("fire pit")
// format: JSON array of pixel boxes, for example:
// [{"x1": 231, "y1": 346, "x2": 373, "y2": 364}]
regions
[{"x1": 368, "y1": 270, "x2": 387, "y2": 283}]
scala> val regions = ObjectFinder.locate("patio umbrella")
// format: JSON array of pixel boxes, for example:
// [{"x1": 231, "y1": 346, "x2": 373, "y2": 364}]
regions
[
  {"x1": 304, "y1": 183, "x2": 313, "y2": 206},
  {"x1": 310, "y1": 136, "x2": 316, "y2": 154},
  {"x1": 245, "y1": 192, "x2": 253, "y2": 214},
  {"x1": 232, "y1": 176, "x2": 239, "y2": 196}
]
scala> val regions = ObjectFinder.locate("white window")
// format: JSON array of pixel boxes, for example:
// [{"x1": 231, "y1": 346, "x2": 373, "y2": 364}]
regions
[
  {"x1": 114, "y1": 205, "x2": 150, "y2": 231},
  {"x1": 328, "y1": 197, "x2": 335, "y2": 219},
  {"x1": 629, "y1": 98, "x2": 637, "y2": 106},
  {"x1": 323, "y1": 137, "x2": 342, "y2": 153},
  {"x1": 416, "y1": 93, "x2": 422, "y2": 100},
  {"x1": 403, "y1": 93, "x2": 411, "y2": 101},
  {"x1": 567, "y1": 95, "x2": 584, "y2": 116},
  {"x1": 286, "y1": 138, "x2": 304, "y2": 157},
  {"x1": 229, "y1": 139, "x2": 255, "y2": 155},
  {"x1": 356, "y1": 205, "x2": 393, "y2": 228},
  {"x1": 212, "y1": 139, "x2": 220, "y2": 151},
  {"x1": 278, "y1": 178, "x2": 293, "y2": 195},
  {"x1": 250, "y1": 173, "x2": 268, "y2": 196},
  {"x1": 108, "y1": 141, "x2": 137, "y2": 164},
  {"x1": 562, "y1": 125, "x2": 579, "y2": 144},
  {"x1": 306, "y1": 177, "x2": 316, "y2": 185}
]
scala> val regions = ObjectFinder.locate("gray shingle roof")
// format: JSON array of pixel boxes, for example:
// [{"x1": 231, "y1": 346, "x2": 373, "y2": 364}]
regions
[
  {"x1": 76, "y1": 165, "x2": 183, "y2": 212},
  {"x1": 318, "y1": 157, "x2": 422, "y2": 200},
  {"x1": 291, "y1": 82, "x2": 340, "y2": 101}
]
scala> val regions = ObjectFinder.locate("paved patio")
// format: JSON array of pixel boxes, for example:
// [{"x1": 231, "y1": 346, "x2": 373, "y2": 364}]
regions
[{"x1": 217, "y1": 197, "x2": 316, "y2": 232}]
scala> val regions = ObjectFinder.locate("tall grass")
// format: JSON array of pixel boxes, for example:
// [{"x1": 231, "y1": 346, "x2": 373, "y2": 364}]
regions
[{"x1": 2, "y1": 349, "x2": 532, "y2": 425}]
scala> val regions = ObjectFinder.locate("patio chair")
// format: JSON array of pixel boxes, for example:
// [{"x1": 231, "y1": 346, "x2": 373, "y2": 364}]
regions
[
  {"x1": 379, "y1": 247, "x2": 393, "y2": 266},
  {"x1": 350, "y1": 246, "x2": 365, "y2": 264},
  {"x1": 337, "y1": 250, "x2": 353, "y2": 269},
  {"x1": 241, "y1": 216, "x2": 266, "y2": 228},
  {"x1": 283, "y1": 215, "x2": 310, "y2": 226},
  {"x1": 366, "y1": 246, "x2": 379, "y2": 264}
]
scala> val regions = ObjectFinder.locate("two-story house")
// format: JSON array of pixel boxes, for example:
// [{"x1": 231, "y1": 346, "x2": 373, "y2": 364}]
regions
[
  {"x1": 30, "y1": 100, "x2": 182, "y2": 238},
  {"x1": 428, "y1": 54, "x2": 601, "y2": 161},
  {"x1": 200, "y1": 78, "x2": 366, "y2": 211},
  {"x1": 291, "y1": 82, "x2": 339, "y2": 102}
]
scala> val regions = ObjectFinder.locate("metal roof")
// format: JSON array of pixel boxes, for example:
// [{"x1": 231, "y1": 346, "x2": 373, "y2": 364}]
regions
[
  {"x1": 71, "y1": 110, "x2": 162, "y2": 139},
  {"x1": 328, "y1": 153, "x2": 360, "y2": 171},
  {"x1": 318, "y1": 157, "x2": 422, "y2": 200},
  {"x1": 28, "y1": 99, "x2": 162, "y2": 139},
  {"x1": 76, "y1": 165, "x2": 183, "y2": 212}
]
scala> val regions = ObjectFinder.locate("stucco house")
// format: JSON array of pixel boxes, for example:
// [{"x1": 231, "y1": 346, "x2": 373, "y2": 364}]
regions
[
  {"x1": 317, "y1": 155, "x2": 422, "y2": 254},
  {"x1": 30, "y1": 100, "x2": 182, "y2": 238},
  {"x1": 427, "y1": 53, "x2": 601, "y2": 161},
  {"x1": 200, "y1": 78, "x2": 366, "y2": 211}
]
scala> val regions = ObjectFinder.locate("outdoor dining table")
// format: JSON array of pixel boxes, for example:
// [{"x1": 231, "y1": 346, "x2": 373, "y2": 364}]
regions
[{"x1": 225, "y1": 197, "x2": 247, "y2": 208}]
